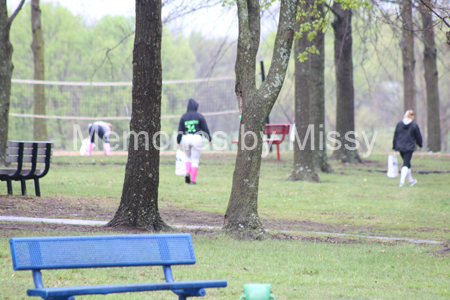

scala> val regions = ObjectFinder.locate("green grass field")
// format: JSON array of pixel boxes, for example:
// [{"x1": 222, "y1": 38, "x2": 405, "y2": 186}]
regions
[
  {"x1": 1, "y1": 151, "x2": 449, "y2": 299},
  {"x1": 7, "y1": 151, "x2": 448, "y2": 239}
]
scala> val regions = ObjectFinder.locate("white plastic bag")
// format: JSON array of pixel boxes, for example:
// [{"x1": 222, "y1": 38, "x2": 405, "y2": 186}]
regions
[
  {"x1": 175, "y1": 149, "x2": 187, "y2": 176},
  {"x1": 387, "y1": 154, "x2": 399, "y2": 178},
  {"x1": 289, "y1": 123, "x2": 296, "y2": 142},
  {"x1": 80, "y1": 138, "x2": 94, "y2": 156}
]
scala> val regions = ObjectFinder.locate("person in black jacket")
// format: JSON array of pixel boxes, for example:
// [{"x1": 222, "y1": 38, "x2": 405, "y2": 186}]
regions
[
  {"x1": 393, "y1": 110, "x2": 423, "y2": 187},
  {"x1": 177, "y1": 98, "x2": 212, "y2": 185}
]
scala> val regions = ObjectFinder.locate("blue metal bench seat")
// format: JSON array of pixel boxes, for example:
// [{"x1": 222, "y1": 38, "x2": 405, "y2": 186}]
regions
[
  {"x1": 27, "y1": 281, "x2": 226, "y2": 298},
  {"x1": 10, "y1": 234, "x2": 227, "y2": 300}
]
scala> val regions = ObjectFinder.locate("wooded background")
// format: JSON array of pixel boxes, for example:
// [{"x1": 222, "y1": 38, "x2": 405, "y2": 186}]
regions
[{"x1": 7, "y1": 1, "x2": 450, "y2": 153}]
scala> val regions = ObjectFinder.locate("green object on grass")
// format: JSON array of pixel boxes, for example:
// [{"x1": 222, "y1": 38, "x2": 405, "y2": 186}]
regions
[{"x1": 239, "y1": 284, "x2": 276, "y2": 300}]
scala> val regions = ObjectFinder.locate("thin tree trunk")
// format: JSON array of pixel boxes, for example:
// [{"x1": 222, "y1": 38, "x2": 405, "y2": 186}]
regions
[
  {"x1": 107, "y1": 0, "x2": 170, "y2": 231},
  {"x1": 310, "y1": 2, "x2": 332, "y2": 173},
  {"x1": 0, "y1": 0, "x2": 25, "y2": 166},
  {"x1": 401, "y1": 0, "x2": 416, "y2": 113},
  {"x1": 330, "y1": 2, "x2": 361, "y2": 163},
  {"x1": 290, "y1": 12, "x2": 319, "y2": 182},
  {"x1": 223, "y1": 0, "x2": 297, "y2": 239},
  {"x1": 420, "y1": 2, "x2": 441, "y2": 152},
  {"x1": 31, "y1": 0, "x2": 48, "y2": 141}
]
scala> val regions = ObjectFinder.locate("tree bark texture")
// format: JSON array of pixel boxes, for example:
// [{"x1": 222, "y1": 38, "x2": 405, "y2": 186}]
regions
[
  {"x1": 420, "y1": 2, "x2": 441, "y2": 152},
  {"x1": 290, "y1": 12, "x2": 319, "y2": 182},
  {"x1": 223, "y1": 0, "x2": 298, "y2": 239},
  {"x1": 0, "y1": 0, "x2": 25, "y2": 166},
  {"x1": 309, "y1": 2, "x2": 332, "y2": 173},
  {"x1": 107, "y1": 0, "x2": 170, "y2": 231},
  {"x1": 401, "y1": 0, "x2": 416, "y2": 113},
  {"x1": 31, "y1": 0, "x2": 48, "y2": 141},
  {"x1": 330, "y1": 2, "x2": 361, "y2": 163}
]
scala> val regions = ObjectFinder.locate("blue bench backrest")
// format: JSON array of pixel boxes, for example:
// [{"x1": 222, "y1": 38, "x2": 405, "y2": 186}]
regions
[{"x1": 10, "y1": 234, "x2": 196, "y2": 270}]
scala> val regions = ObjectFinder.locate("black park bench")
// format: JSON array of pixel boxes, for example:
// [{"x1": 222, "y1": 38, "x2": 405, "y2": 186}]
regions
[
  {"x1": 0, "y1": 141, "x2": 52, "y2": 196},
  {"x1": 9, "y1": 233, "x2": 227, "y2": 300}
]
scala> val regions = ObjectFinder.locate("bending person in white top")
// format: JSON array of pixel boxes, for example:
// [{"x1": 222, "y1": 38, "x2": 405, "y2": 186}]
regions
[{"x1": 88, "y1": 121, "x2": 113, "y2": 155}]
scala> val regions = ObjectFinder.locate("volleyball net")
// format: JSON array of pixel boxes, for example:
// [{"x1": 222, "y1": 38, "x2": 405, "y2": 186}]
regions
[{"x1": 9, "y1": 77, "x2": 293, "y2": 151}]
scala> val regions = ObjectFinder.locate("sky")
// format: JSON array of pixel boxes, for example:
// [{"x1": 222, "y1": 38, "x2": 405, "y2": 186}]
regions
[{"x1": 7, "y1": 0, "x2": 240, "y2": 39}]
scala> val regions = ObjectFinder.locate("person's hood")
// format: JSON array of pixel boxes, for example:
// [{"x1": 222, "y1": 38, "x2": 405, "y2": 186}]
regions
[
  {"x1": 402, "y1": 118, "x2": 413, "y2": 126},
  {"x1": 187, "y1": 98, "x2": 199, "y2": 112}
]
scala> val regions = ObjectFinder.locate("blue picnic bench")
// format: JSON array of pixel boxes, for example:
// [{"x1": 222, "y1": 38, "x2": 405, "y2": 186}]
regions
[{"x1": 9, "y1": 233, "x2": 227, "y2": 300}]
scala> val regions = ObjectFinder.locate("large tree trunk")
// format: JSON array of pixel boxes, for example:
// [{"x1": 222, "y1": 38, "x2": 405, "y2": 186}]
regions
[
  {"x1": 401, "y1": 0, "x2": 416, "y2": 113},
  {"x1": 31, "y1": 0, "x2": 48, "y2": 141},
  {"x1": 0, "y1": 0, "x2": 25, "y2": 166},
  {"x1": 223, "y1": 0, "x2": 297, "y2": 239},
  {"x1": 107, "y1": 0, "x2": 170, "y2": 231},
  {"x1": 310, "y1": 2, "x2": 332, "y2": 173},
  {"x1": 330, "y1": 2, "x2": 361, "y2": 163},
  {"x1": 290, "y1": 11, "x2": 319, "y2": 182},
  {"x1": 420, "y1": 2, "x2": 441, "y2": 152}
]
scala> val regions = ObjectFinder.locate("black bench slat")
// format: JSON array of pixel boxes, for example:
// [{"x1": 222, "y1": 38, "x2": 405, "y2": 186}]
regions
[
  {"x1": 6, "y1": 156, "x2": 49, "y2": 163},
  {"x1": 7, "y1": 141, "x2": 52, "y2": 148},
  {"x1": 7, "y1": 148, "x2": 52, "y2": 156},
  {"x1": 5, "y1": 156, "x2": 19, "y2": 163},
  {"x1": 21, "y1": 156, "x2": 50, "y2": 163},
  {"x1": 0, "y1": 168, "x2": 41, "y2": 175}
]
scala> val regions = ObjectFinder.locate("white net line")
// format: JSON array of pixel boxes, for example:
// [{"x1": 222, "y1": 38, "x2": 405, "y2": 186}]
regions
[
  {"x1": 8, "y1": 77, "x2": 297, "y2": 151},
  {"x1": 9, "y1": 110, "x2": 239, "y2": 120},
  {"x1": 9, "y1": 77, "x2": 242, "y2": 149},
  {"x1": 11, "y1": 77, "x2": 235, "y2": 86},
  {"x1": 9, "y1": 77, "x2": 238, "y2": 119}
]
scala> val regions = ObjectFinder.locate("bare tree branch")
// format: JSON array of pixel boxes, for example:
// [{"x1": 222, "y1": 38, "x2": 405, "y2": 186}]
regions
[
  {"x1": 6, "y1": 0, "x2": 26, "y2": 32},
  {"x1": 418, "y1": 0, "x2": 450, "y2": 28},
  {"x1": 90, "y1": 30, "x2": 135, "y2": 82},
  {"x1": 374, "y1": 1, "x2": 440, "y2": 32},
  {"x1": 90, "y1": 0, "x2": 225, "y2": 81},
  {"x1": 324, "y1": 1, "x2": 340, "y2": 18},
  {"x1": 162, "y1": 0, "x2": 223, "y2": 23}
]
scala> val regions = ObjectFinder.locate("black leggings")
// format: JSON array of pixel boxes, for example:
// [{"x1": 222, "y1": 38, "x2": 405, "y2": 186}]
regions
[
  {"x1": 88, "y1": 124, "x2": 109, "y2": 143},
  {"x1": 400, "y1": 151, "x2": 413, "y2": 168}
]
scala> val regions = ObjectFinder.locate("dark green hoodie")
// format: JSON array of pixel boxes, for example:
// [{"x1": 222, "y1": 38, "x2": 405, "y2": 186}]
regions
[{"x1": 177, "y1": 98, "x2": 211, "y2": 144}]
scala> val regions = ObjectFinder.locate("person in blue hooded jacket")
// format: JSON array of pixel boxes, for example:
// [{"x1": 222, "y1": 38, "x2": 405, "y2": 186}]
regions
[
  {"x1": 393, "y1": 110, "x2": 423, "y2": 187},
  {"x1": 177, "y1": 98, "x2": 212, "y2": 185}
]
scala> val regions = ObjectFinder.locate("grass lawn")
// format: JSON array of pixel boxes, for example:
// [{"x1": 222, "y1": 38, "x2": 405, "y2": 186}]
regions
[
  {"x1": 0, "y1": 232, "x2": 450, "y2": 299},
  {"x1": 1, "y1": 230, "x2": 449, "y2": 300},
  {"x1": 6, "y1": 151, "x2": 448, "y2": 240},
  {"x1": 1, "y1": 151, "x2": 449, "y2": 299}
]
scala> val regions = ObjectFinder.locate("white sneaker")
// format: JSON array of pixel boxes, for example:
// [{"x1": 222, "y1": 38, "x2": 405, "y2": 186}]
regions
[
  {"x1": 409, "y1": 179, "x2": 418, "y2": 186},
  {"x1": 399, "y1": 183, "x2": 404, "y2": 187}
]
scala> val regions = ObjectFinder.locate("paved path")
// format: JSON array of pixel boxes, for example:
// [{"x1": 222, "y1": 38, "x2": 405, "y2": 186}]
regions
[{"x1": 0, "y1": 216, "x2": 443, "y2": 245}]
